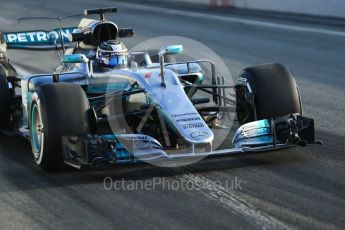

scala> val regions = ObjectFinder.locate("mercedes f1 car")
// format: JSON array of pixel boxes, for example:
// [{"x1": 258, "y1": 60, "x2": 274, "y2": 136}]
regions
[{"x1": 0, "y1": 7, "x2": 320, "y2": 171}]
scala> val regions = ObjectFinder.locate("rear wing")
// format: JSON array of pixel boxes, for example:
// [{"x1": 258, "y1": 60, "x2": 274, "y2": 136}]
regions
[
  {"x1": 0, "y1": 7, "x2": 121, "y2": 50},
  {"x1": 0, "y1": 27, "x2": 78, "y2": 50}
]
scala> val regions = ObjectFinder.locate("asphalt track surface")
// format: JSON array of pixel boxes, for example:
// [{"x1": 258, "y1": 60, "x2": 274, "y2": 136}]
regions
[{"x1": 1, "y1": 0, "x2": 345, "y2": 229}]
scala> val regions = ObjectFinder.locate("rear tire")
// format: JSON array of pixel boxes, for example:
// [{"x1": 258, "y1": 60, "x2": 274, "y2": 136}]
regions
[
  {"x1": 29, "y1": 83, "x2": 90, "y2": 172},
  {"x1": 236, "y1": 63, "x2": 302, "y2": 125}
]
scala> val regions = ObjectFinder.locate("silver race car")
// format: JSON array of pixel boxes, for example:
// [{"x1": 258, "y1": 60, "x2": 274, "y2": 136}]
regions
[{"x1": 0, "y1": 7, "x2": 321, "y2": 171}]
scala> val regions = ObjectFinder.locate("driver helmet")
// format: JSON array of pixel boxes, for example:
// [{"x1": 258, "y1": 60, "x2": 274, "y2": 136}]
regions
[{"x1": 96, "y1": 40, "x2": 128, "y2": 68}]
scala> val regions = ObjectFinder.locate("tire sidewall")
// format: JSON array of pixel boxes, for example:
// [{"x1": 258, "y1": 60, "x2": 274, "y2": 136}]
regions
[{"x1": 30, "y1": 92, "x2": 47, "y2": 166}]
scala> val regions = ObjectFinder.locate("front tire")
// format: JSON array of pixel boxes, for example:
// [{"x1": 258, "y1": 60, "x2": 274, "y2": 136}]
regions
[
  {"x1": 29, "y1": 83, "x2": 90, "y2": 172},
  {"x1": 236, "y1": 63, "x2": 302, "y2": 125}
]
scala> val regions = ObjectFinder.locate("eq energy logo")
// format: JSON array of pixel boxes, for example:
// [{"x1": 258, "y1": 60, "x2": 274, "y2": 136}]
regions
[{"x1": 3, "y1": 27, "x2": 78, "y2": 49}]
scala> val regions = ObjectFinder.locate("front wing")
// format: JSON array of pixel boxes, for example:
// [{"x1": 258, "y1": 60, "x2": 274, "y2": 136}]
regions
[{"x1": 61, "y1": 114, "x2": 320, "y2": 168}]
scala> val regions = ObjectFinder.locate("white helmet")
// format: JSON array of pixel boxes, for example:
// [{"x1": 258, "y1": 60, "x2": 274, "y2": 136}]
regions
[{"x1": 96, "y1": 40, "x2": 128, "y2": 68}]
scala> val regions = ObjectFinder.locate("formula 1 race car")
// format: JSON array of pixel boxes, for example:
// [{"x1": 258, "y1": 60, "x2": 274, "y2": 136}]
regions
[{"x1": 0, "y1": 7, "x2": 320, "y2": 171}]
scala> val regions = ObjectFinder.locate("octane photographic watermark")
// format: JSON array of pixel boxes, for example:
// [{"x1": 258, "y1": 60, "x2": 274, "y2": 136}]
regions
[{"x1": 103, "y1": 176, "x2": 244, "y2": 191}]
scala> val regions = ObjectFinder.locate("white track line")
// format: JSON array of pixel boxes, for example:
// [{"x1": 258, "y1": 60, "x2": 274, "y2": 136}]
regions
[
  {"x1": 179, "y1": 174, "x2": 291, "y2": 229},
  {"x1": 117, "y1": 2, "x2": 345, "y2": 37}
]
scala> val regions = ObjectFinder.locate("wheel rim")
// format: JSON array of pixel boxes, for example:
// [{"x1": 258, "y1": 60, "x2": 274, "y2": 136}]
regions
[{"x1": 31, "y1": 104, "x2": 44, "y2": 159}]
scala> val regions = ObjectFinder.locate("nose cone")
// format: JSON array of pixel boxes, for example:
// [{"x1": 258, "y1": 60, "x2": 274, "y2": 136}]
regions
[{"x1": 143, "y1": 70, "x2": 214, "y2": 144}]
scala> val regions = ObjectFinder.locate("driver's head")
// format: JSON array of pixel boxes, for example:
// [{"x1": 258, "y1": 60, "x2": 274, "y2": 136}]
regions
[{"x1": 96, "y1": 40, "x2": 128, "y2": 69}]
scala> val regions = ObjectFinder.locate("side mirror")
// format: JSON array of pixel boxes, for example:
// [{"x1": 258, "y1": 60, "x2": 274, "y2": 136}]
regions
[
  {"x1": 158, "y1": 45, "x2": 183, "y2": 56},
  {"x1": 61, "y1": 54, "x2": 89, "y2": 64},
  {"x1": 61, "y1": 54, "x2": 93, "y2": 77},
  {"x1": 158, "y1": 45, "x2": 183, "y2": 87}
]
